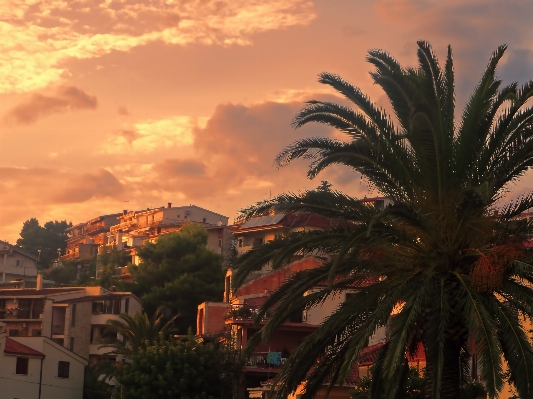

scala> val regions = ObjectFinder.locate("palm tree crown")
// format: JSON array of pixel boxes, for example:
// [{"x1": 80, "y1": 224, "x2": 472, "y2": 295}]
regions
[
  {"x1": 233, "y1": 41, "x2": 533, "y2": 399},
  {"x1": 100, "y1": 307, "x2": 177, "y2": 358}
]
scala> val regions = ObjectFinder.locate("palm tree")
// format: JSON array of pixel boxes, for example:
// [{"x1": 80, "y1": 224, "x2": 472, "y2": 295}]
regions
[
  {"x1": 233, "y1": 41, "x2": 533, "y2": 399},
  {"x1": 100, "y1": 307, "x2": 177, "y2": 358}
]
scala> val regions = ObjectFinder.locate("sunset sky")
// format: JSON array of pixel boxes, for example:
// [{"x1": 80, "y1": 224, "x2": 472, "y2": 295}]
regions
[{"x1": 1, "y1": 0, "x2": 533, "y2": 242}]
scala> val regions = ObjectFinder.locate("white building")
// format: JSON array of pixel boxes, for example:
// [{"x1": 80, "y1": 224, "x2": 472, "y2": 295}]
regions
[{"x1": 0, "y1": 321, "x2": 87, "y2": 399}]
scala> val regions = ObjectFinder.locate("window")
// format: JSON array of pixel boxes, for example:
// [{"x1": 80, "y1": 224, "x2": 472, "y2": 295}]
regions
[
  {"x1": 9, "y1": 329, "x2": 19, "y2": 336},
  {"x1": 124, "y1": 298, "x2": 130, "y2": 314},
  {"x1": 112, "y1": 299, "x2": 121, "y2": 315},
  {"x1": 93, "y1": 299, "x2": 121, "y2": 314},
  {"x1": 71, "y1": 304, "x2": 76, "y2": 327},
  {"x1": 218, "y1": 239, "x2": 222, "y2": 248},
  {"x1": 203, "y1": 218, "x2": 206, "y2": 223},
  {"x1": 238, "y1": 238, "x2": 243, "y2": 247},
  {"x1": 57, "y1": 361, "x2": 70, "y2": 378},
  {"x1": 69, "y1": 337, "x2": 75, "y2": 351},
  {"x1": 16, "y1": 357, "x2": 29, "y2": 375},
  {"x1": 32, "y1": 329, "x2": 42, "y2": 337},
  {"x1": 15, "y1": 260, "x2": 21, "y2": 267}
]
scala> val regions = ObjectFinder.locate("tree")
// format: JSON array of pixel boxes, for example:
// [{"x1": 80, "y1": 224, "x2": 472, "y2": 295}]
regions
[
  {"x1": 17, "y1": 218, "x2": 71, "y2": 268},
  {"x1": 130, "y1": 223, "x2": 224, "y2": 333},
  {"x1": 113, "y1": 339, "x2": 238, "y2": 399},
  {"x1": 351, "y1": 367, "x2": 425, "y2": 399},
  {"x1": 100, "y1": 307, "x2": 177, "y2": 358},
  {"x1": 233, "y1": 41, "x2": 533, "y2": 399}
]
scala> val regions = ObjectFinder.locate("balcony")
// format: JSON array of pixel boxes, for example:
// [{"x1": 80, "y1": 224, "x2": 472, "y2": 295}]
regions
[
  {"x1": 225, "y1": 304, "x2": 304, "y2": 324},
  {"x1": 0, "y1": 309, "x2": 43, "y2": 320},
  {"x1": 245, "y1": 352, "x2": 287, "y2": 370},
  {"x1": 52, "y1": 324, "x2": 65, "y2": 335}
]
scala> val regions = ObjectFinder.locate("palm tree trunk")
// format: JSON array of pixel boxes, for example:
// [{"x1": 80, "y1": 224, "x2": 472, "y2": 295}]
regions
[{"x1": 424, "y1": 341, "x2": 462, "y2": 399}]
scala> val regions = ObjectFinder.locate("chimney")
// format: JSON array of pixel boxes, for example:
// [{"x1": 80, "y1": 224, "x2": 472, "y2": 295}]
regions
[
  {"x1": 123, "y1": 209, "x2": 128, "y2": 215},
  {"x1": 36, "y1": 270, "x2": 43, "y2": 291},
  {"x1": 167, "y1": 202, "x2": 172, "y2": 208}
]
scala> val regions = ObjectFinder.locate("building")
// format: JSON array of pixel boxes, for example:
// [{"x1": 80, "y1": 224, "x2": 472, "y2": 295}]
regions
[
  {"x1": 0, "y1": 240, "x2": 38, "y2": 287},
  {"x1": 198, "y1": 212, "x2": 337, "y2": 394},
  {"x1": 0, "y1": 321, "x2": 87, "y2": 399},
  {"x1": 0, "y1": 284, "x2": 142, "y2": 365},
  {"x1": 101, "y1": 204, "x2": 231, "y2": 280},
  {"x1": 62, "y1": 213, "x2": 121, "y2": 261}
]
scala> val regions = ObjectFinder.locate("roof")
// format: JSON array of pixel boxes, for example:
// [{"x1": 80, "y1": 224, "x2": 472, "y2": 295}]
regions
[
  {"x1": 323, "y1": 343, "x2": 385, "y2": 386},
  {"x1": 0, "y1": 288, "x2": 85, "y2": 297},
  {"x1": 241, "y1": 214, "x2": 285, "y2": 229},
  {"x1": 0, "y1": 240, "x2": 39, "y2": 260},
  {"x1": 235, "y1": 213, "x2": 332, "y2": 232},
  {"x1": 5, "y1": 338, "x2": 44, "y2": 357}
]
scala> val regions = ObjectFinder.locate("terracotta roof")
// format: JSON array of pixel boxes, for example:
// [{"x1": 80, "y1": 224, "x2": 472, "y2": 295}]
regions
[
  {"x1": 0, "y1": 288, "x2": 84, "y2": 297},
  {"x1": 4, "y1": 338, "x2": 44, "y2": 357}
]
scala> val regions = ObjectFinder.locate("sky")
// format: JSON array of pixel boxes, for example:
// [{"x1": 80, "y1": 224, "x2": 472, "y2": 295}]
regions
[{"x1": 1, "y1": 0, "x2": 533, "y2": 243}]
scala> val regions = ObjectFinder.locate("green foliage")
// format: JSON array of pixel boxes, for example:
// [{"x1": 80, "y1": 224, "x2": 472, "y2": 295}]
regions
[
  {"x1": 233, "y1": 41, "x2": 533, "y2": 399},
  {"x1": 130, "y1": 223, "x2": 224, "y2": 333},
  {"x1": 44, "y1": 263, "x2": 78, "y2": 284},
  {"x1": 350, "y1": 368, "x2": 485, "y2": 399},
  {"x1": 95, "y1": 247, "x2": 132, "y2": 289},
  {"x1": 100, "y1": 307, "x2": 177, "y2": 359},
  {"x1": 83, "y1": 364, "x2": 113, "y2": 399},
  {"x1": 114, "y1": 339, "x2": 238, "y2": 399},
  {"x1": 44, "y1": 256, "x2": 98, "y2": 286},
  {"x1": 460, "y1": 381, "x2": 488, "y2": 399},
  {"x1": 16, "y1": 218, "x2": 71, "y2": 268}
]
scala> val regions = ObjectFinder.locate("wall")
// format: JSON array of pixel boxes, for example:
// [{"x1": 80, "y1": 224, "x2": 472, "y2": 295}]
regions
[
  {"x1": 198, "y1": 302, "x2": 227, "y2": 334},
  {"x1": 64, "y1": 302, "x2": 92, "y2": 359},
  {"x1": 15, "y1": 337, "x2": 87, "y2": 399},
  {"x1": 305, "y1": 289, "x2": 345, "y2": 326}
]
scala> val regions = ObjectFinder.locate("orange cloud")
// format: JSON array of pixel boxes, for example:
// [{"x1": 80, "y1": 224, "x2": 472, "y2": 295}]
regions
[
  {"x1": 53, "y1": 169, "x2": 125, "y2": 203},
  {"x1": 4, "y1": 86, "x2": 97, "y2": 125},
  {"x1": 0, "y1": 0, "x2": 316, "y2": 93}
]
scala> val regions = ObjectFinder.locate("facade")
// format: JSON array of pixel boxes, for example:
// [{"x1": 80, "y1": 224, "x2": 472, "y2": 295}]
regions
[
  {"x1": 62, "y1": 213, "x2": 121, "y2": 261},
  {"x1": 0, "y1": 240, "x2": 38, "y2": 286},
  {"x1": 0, "y1": 322, "x2": 87, "y2": 399},
  {"x1": 0, "y1": 286, "x2": 141, "y2": 364},
  {"x1": 101, "y1": 204, "x2": 231, "y2": 280}
]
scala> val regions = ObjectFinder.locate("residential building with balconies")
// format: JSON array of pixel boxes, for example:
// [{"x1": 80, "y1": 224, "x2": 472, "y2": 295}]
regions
[
  {"x1": 62, "y1": 213, "x2": 121, "y2": 261},
  {"x1": 0, "y1": 285, "x2": 141, "y2": 364}
]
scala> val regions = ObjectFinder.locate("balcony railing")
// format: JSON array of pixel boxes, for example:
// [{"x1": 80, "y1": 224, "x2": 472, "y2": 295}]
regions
[
  {"x1": 225, "y1": 304, "x2": 303, "y2": 323},
  {"x1": 52, "y1": 325, "x2": 65, "y2": 335},
  {"x1": 0, "y1": 309, "x2": 43, "y2": 320},
  {"x1": 245, "y1": 352, "x2": 287, "y2": 369}
]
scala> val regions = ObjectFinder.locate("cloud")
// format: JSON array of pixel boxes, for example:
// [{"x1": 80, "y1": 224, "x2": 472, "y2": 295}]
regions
[
  {"x1": 4, "y1": 86, "x2": 97, "y2": 125},
  {"x1": 0, "y1": 0, "x2": 316, "y2": 93},
  {"x1": 141, "y1": 98, "x2": 363, "y2": 200},
  {"x1": 118, "y1": 106, "x2": 129, "y2": 115},
  {"x1": 53, "y1": 169, "x2": 125, "y2": 203},
  {"x1": 101, "y1": 116, "x2": 205, "y2": 154},
  {"x1": 0, "y1": 166, "x2": 128, "y2": 242}
]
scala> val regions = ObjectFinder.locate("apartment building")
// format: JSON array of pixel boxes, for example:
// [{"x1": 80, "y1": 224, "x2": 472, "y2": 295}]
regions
[
  {"x1": 0, "y1": 240, "x2": 37, "y2": 286},
  {"x1": 102, "y1": 204, "x2": 230, "y2": 280},
  {"x1": 0, "y1": 322, "x2": 87, "y2": 399},
  {"x1": 0, "y1": 284, "x2": 141, "y2": 364},
  {"x1": 62, "y1": 213, "x2": 121, "y2": 261}
]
